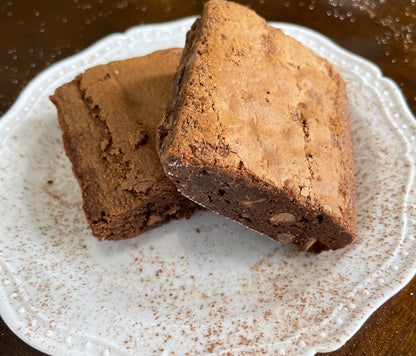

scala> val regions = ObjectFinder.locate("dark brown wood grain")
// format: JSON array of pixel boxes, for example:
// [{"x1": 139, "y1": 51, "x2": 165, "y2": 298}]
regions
[{"x1": 0, "y1": 1, "x2": 415, "y2": 355}]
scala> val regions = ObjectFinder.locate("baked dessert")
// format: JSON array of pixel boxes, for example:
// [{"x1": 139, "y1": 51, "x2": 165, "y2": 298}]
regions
[
  {"x1": 157, "y1": 0, "x2": 356, "y2": 252},
  {"x1": 51, "y1": 48, "x2": 197, "y2": 241}
]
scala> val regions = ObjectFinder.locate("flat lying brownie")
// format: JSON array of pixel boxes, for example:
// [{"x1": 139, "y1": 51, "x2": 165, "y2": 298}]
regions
[
  {"x1": 157, "y1": 0, "x2": 357, "y2": 252},
  {"x1": 51, "y1": 48, "x2": 197, "y2": 241}
]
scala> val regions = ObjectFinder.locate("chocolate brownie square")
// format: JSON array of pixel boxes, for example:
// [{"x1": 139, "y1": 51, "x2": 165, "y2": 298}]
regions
[
  {"x1": 157, "y1": 1, "x2": 356, "y2": 252},
  {"x1": 51, "y1": 48, "x2": 197, "y2": 241}
]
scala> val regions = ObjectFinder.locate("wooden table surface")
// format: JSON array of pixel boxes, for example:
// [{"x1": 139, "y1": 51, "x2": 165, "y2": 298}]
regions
[{"x1": 0, "y1": 0, "x2": 415, "y2": 355}]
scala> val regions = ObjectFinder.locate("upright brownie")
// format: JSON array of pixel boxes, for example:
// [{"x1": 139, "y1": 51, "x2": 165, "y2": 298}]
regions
[
  {"x1": 51, "y1": 48, "x2": 197, "y2": 241},
  {"x1": 157, "y1": 0, "x2": 357, "y2": 252}
]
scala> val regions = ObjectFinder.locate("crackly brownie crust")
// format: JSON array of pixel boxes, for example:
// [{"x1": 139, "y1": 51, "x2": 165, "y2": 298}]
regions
[
  {"x1": 157, "y1": 0, "x2": 356, "y2": 252},
  {"x1": 51, "y1": 48, "x2": 197, "y2": 240}
]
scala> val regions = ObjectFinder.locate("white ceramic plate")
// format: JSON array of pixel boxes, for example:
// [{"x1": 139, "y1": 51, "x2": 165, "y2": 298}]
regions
[{"x1": 0, "y1": 17, "x2": 415, "y2": 356}]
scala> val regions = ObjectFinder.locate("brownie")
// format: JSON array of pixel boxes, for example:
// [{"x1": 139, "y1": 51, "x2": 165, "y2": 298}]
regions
[
  {"x1": 50, "y1": 48, "x2": 197, "y2": 241},
  {"x1": 157, "y1": 0, "x2": 357, "y2": 252}
]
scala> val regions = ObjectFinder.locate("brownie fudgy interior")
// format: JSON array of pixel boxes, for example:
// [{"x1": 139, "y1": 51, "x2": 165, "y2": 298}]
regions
[
  {"x1": 51, "y1": 48, "x2": 197, "y2": 241},
  {"x1": 157, "y1": 0, "x2": 356, "y2": 252}
]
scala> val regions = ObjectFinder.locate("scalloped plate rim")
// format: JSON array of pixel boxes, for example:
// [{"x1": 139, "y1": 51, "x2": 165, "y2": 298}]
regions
[{"x1": 0, "y1": 17, "x2": 415, "y2": 356}]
